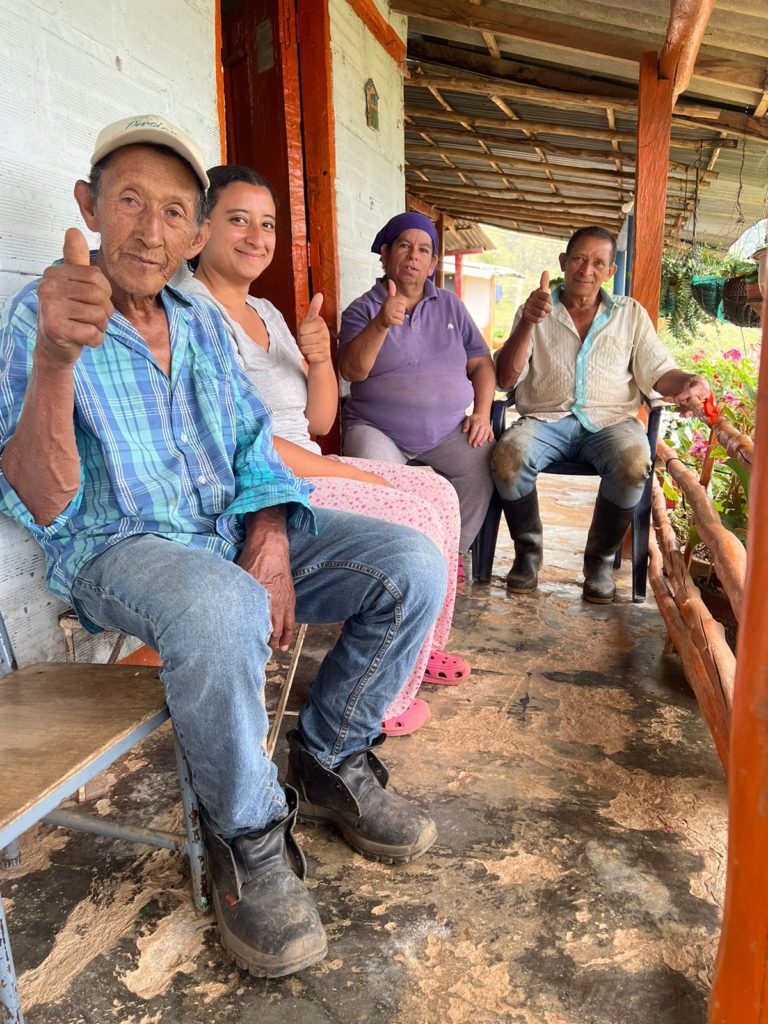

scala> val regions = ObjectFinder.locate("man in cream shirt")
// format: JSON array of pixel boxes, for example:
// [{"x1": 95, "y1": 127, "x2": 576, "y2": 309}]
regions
[{"x1": 493, "y1": 225, "x2": 709, "y2": 604}]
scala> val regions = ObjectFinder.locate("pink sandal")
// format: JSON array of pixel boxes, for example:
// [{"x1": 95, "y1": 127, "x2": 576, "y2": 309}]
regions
[
  {"x1": 382, "y1": 698, "x2": 431, "y2": 737},
  {"x1": 423, "y1": 649, "x2": 472, "y2": 685},
  {"x1": 457, "y1": 554, "x2": 467, "y2": 585}
]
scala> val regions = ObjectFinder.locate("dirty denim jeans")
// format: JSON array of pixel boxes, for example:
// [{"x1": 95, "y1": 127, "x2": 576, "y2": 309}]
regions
[
  {"x1": 492, "y1": 414, "x2": 651, "y2": 509},
  {"x1": 71, "y1": 508, "x2": 446, "y2": 837}
]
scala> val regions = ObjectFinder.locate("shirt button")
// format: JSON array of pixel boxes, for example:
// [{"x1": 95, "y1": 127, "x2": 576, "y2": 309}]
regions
[
  {"x1": 179, "y1": 433, "x2": 188, "y2": 444},
  {"x1": 197, "y1": 475, "x2": 206, "y2": 485}
]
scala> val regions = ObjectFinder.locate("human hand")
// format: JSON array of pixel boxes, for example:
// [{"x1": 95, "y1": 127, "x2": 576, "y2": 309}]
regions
[
  {"x1": 522, "y1": 271, "x2": 552, "y2": 325},
  {"x1": 668, "y1": 374, "x2": 712, "y2": 416},
  {"x1": 349, "y1": 466, "x2": 395, "y2": 487},
  {"x1": 376, "y1": 279, "x2": 407, "y2": 329},
  {"x1": 462, "y1": 413, "x2": 494, "y2": 447},
  {"x1": 36, "y1": 229, "x2": 113, "y2": 365},
  {"x1": 297, "y1": 292, "x2": 331, "y2": 364},
  {"x1": 236, "y1": 508, "x2": 296, "y2": 650}
]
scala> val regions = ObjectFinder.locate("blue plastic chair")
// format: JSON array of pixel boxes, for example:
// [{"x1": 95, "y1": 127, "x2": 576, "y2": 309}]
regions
[{"x1": 470, "y1": 396, "x2": 663, "y2": 602}]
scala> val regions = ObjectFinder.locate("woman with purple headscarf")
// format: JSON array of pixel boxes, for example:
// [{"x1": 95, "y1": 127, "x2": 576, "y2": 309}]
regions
[{"x1": 338, "y1": 212, "x2": 497, "y2": 581}]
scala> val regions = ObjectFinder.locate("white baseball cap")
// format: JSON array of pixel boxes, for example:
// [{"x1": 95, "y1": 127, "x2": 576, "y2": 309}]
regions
[{"x1": 90, "y1": 114, "x2": 209, "y2": 189}]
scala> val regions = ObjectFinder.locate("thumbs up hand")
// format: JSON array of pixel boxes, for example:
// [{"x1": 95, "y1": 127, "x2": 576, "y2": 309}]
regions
[
  {"x1": 522, "y1": 269, "x2": 553, "y2": 325},
  {"x1": 37, "y1": 228, "x2": 113, "y2": 365},
  {"x1": 376, "y1": 278, "x2": 407, "y2": 329},
  {"x1": 296, "y1": 292, "x2": 331, "y2": 364}
]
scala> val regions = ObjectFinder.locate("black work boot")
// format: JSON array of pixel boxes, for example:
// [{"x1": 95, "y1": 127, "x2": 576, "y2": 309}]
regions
[
  {"x1": 202, "y1": 786, "x2": 327, "y2": 978},
  {"x1": 286, "y1": 731, "x2": 437, "y2": 864},
  {"x1": 582, "y1": 493, "x2": 635, "y2": 604},
  {"x1": 501, "y1": 490, "x2": 544, "y2": 593}
]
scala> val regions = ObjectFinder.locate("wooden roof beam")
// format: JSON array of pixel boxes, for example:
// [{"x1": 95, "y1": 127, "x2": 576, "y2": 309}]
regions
[
  {"x1": 659, "y1": 0, "x2": 716, "y2": 103},
  {"x1": 404, "y1": 105, "x2": 739, "y2": 151},
  {"x1": 406, "y1": 141, "x2": 711, "y2": 186},
  {"x1": 672, "y1": 110, "x2": 768, "y2": 143},
  {"x1": 408, "y1": 67, "x2": 719, "y2": 121},
  {"x1": 405, "y1": 192, "x2": 456, "y2": 229},
  {"x1": 406, "y1": 166, "x2": 629, "y2": 198},
  {"x1": 468, "y1": 0, "x2": 500, "y2": 59},
  {"x1": 410, "y1": 183, "x2": 688, "y2": 211},
  {"x1": 392, "y1": 0, "x2": 765, "y2": 93}
]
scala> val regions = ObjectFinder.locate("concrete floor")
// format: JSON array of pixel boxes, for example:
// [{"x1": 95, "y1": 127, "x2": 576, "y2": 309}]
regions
[{"x1": 2, "y1": 477, "x2": 727, "y2": 1024}]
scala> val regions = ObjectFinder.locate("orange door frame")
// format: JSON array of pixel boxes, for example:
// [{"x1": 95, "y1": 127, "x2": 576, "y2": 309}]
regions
[{"x1": 297, "y1": 0, "x2": 342, "y2": 453}]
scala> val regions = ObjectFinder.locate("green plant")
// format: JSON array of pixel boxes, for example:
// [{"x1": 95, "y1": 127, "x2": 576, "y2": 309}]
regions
[
  {"x1": 660, "y1": 245, "x2": 757, "y2": 345},
  {"x1": 661, "y1": 348, "x2": 757, "y2": 548}
]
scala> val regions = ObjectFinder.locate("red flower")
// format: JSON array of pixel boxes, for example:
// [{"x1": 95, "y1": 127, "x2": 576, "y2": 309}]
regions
[{"x1": 702, "y1": 392, "x2": 722, "y2": 426}]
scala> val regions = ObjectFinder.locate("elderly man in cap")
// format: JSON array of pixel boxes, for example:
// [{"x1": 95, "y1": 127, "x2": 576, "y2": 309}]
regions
[
  {"x1": 0, "y1": 116, "x2": 447, "y2": 978},
  {"x1": 493, "y1": 225, "x2": 710, "y2": 603},
  {"x1": 338, "y1": 212, "x2": 497, "y2": 579}
]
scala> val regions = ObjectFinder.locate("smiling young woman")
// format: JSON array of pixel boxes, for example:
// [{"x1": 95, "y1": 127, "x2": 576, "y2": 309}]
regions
[{"x1": 183, "y1": 165, "x2": 472, "y2": 736}]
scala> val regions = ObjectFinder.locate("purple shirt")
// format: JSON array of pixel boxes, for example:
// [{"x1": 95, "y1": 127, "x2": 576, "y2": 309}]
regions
[{"x1": 339, "y1": 279, "x2": 490, "y2": 453}]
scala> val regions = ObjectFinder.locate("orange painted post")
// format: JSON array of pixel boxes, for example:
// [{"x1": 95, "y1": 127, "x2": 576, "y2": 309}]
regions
[
  {"x1": 710, "y1": 297, "x2": 768, "y2": 1023},
  {"x1": 435, "y1": 212, "x2": 446, "y2": 289},
  {"x1": 214, "y1": 3, "x2": 226, "y2": 163},
  {"x1": 631, "y1": 52, "x2": 673, "y2": 324}
]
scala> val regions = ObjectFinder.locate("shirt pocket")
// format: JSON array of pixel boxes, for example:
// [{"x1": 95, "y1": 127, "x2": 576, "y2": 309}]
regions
[{"x1": 184, "y1": 367, "x2": 238, "y2": 515}]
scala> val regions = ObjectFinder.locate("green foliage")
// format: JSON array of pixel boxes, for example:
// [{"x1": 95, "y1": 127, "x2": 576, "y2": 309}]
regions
[
  {"x1": 662, "y1": 348, "x2": 757, "y2": 547},
  {"x1": 476, "y1": 226, "x2": 563, "y2": 342},
  {"x1": 660, "y1": 245, "x2": 757, "y2": 345}
]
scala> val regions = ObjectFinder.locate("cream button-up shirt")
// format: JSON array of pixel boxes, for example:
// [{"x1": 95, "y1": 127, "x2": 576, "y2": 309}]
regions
[{"x1": 507, "y1": 286, "x2": 676, "y2": 431}]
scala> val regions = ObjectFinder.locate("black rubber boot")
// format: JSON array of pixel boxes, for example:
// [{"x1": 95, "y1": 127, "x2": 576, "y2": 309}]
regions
[
  {"x1": 202, "y1": 786, "x2": 327, "y2": 978},
  {"x1": 500, "y1": 490, "x2": 544, "y2": 593},
  {"x1": 582, "y1": 493, "x2": 635, "y2": 604},
  {"x1": 286, "y1": 731, "x2": 437, "y2": 864}
]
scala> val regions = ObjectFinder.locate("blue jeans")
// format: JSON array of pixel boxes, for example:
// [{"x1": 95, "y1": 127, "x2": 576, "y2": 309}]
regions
[
  {"x1": 71, "y1": 508, "x2": 446, "y2": 837},
  {"x1": 492, "y1": 415, "x2": 651, "y2": 509}
]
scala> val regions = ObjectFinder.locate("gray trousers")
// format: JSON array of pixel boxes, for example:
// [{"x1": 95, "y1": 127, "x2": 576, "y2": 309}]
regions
[{"x1": 343, "y1": 422, "x2": 495, "y2": 551}]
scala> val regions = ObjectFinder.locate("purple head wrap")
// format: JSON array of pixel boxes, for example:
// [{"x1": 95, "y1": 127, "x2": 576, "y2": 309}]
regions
[{"x1": 371, "y1": 212, "x2": 439, "y2": 260}]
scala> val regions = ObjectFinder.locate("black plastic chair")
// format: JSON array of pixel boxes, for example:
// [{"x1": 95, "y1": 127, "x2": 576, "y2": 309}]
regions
[{"x1": 470, "y1": 397, "x2": 663, "y2": 602}]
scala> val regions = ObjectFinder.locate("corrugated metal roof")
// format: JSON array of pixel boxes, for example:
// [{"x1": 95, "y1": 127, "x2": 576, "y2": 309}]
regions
[
  {"x1": 400, "y1": 0, "x2": 768, "y2": 248},
  {"x1": 443, "y1": 223, "x2": 496, "y2": 252}
]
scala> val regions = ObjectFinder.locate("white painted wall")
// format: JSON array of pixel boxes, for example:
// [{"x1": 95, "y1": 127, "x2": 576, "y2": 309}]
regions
[
  {"x1": 329, "y1": 0, "x2": 407, "y2": 311},
  {"x1": 0, "y1": 0, "x2": 221, "y2": 664}
]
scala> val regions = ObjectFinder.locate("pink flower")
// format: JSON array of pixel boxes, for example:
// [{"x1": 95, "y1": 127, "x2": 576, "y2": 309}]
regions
[
  {"x1": 689, "y1": 437, "x2": 710, "y2": 457},
  {"x1": 691, "y1": 349, "x2": 706, "y2": 362},
  {"x1": 722, "y1": 392, "x2": 741, "y2": 407},
  {"x1": 723, "y1": 348, "x2": 742, "y2": 362}
]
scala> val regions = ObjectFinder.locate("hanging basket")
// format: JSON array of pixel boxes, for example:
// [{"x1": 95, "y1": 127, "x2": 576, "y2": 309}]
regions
[{"x1": 720, "y1": 275, "x2": 762, "y2": 328}]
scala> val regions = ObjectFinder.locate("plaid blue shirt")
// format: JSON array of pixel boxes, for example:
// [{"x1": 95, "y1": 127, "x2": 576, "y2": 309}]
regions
[{"x1": 0, "y1": 277, "x2": 315, "y2": 605}]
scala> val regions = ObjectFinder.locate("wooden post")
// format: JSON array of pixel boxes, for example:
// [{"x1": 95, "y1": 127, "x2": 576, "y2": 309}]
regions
[
  {"x1": 297, "y1": 0, "x2": 341, "y2": 454},
  {"x1": 435, "y1": 212, "x2": 446, "y2": 289},
  {"x1": 710, "y1": 294, "x2": 768, "y2": 1022},
  {"x1": 631, "y1": 52, "x2": 673, "y2": 324},
  {"x1": 455, "y1": 252, "x2": 463, "y2": 299}
]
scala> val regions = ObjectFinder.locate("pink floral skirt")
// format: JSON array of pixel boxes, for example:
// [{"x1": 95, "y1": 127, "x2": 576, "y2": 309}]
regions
[{"x1": 308, "y1": 456, "x2": 460, "y2": 718}]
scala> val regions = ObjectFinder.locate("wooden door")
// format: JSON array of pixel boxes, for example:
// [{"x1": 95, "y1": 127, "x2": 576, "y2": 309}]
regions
[{"x1": 220, "y1": 0, "x2": 309, "y2": 336}]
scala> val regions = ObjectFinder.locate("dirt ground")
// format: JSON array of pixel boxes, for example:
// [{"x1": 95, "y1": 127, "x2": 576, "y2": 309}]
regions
[{"x1": 1, "y1": 476, "x2": 726, "y2": 1024}]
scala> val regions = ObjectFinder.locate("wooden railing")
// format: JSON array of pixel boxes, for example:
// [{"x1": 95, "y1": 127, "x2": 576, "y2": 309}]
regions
[
  {"x1": 709, "y1": 301, "x2": 768, "y2": 1022},
  {"x1": 648, "y1": 399, "x2": 751, "y2": 769}
]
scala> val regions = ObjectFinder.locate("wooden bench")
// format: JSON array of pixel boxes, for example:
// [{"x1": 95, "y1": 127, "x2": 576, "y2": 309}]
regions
[{"x1": 0, "y1": 604, "x2": 307, "y2": 1023}]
